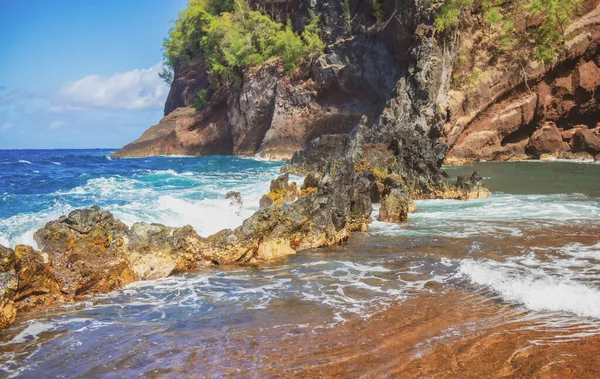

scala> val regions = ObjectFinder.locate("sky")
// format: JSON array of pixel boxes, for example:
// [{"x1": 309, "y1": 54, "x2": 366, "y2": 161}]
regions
[{"x1": 0, "y1": 0, "x2": 187, "y2": 149}]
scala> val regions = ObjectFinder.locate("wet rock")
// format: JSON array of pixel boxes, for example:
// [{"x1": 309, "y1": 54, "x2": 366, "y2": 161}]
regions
[
  {"x1": 226, "y1": 191, "x2": 243, "y2": 215},
  {"x1": 211, "y1": 159, "x2": 372, "y2": 263},
  {"x1": 570, "y1": 129, "x2": 600, "y2": 155},
  {"x1": 383, "y1": 174, "x2": 405, "y2": 196},
  {"x1": 450, "y1": 172, "x2": 491, "y2": 200},
  {"x1": 379, "y1": 188, "x2": 413, "y2": 223},
  {"x1": 0, "y1": 245, "x2": 18, "y2": 330},
  {"x1": 13, "y1": 245, "x2": 61, "y2": 311},
  {"x1": 526, "y1": 122, "x2": 568, "y2": 157},
  {"x1": 126, "y1": 223, "x2": 208, "y2": 280},
  {"x1": 226, "y1": 191, "x2": 243, "y2": 206},
  {"x1": 369, "y1": 180, "x2": 385, "y2": 203},
  {"x1": 33, "y1": 206, "x2": 137, "y2": 299}
]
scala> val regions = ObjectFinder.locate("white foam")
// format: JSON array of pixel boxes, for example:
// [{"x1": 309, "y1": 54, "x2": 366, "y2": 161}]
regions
[
  {"x1": 561, "y1": 242, "x2": 600, "y2": 260},
  {"x1": 459, "y1": 259, "x2": 600, "y2": 319}
]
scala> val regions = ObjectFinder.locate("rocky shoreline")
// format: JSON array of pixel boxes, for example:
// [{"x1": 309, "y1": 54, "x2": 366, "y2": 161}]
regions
[
  {"x1": 0, "y1": 151, "x2": 489, "y2": 331},
  {"x1": 4, "y1": 0, "x2": 599, "y2": 333}
]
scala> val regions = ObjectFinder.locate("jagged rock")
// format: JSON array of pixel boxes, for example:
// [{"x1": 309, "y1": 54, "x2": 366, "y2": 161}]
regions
[
  {"x1": 302, "y1": 172, "x2": 322, "y2": 190},
  {"x1": 0, "y1": 245, "x2": 18, "y2": 330},
  {"x1": 282, "y1": 134, "x2": 348, "y2": 176},
  {"x1": 164, "y1": 58, "x2": 210, "y2": 115},
  {"x1": 226, "y1": 191, "x2": 243, "y2": 215},
  {"x1": 383, "y1": 174, "x2": 405, "y2": 196},
  {"x1": 379, "y1": 188, "x2": 413, "y2": 223},
  {"x1": 33, "y1": 206, "x2": 137, "y2": 298},
  {"x1": 570, "y1": 129, "x2": 600, "y2": 155},
  {"x1": 126, "y1": 223, "x2": 208, "y2": 280},
  {"x1": 210, "y1": 159, "x2": 372, "y2": 263},
  {"x1": 450, "y1": 172, "x2": 491, "y2": 200},
  {"x1": 259, "y1": 174, "x2": 298, "y2": 208},
  {"x1": 13, "y1": 245, "x2": 61, "y2": 311},
  {"x1": 526, "y1": 122, "x2": 568, "y2": 157}
]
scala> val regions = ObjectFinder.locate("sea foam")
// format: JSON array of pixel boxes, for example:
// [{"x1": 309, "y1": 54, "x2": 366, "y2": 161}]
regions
[{"x1": 459, "y1": 258, "x2": 600, "y2": 319}]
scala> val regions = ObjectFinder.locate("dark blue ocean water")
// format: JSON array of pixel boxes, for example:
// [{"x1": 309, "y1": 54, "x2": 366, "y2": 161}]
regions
[{"x1": 0, "y1": 149, "x2": 282, "y2": 247}]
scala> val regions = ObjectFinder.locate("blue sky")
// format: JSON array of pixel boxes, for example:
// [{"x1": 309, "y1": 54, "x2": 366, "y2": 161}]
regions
[{"x1": 0, "y1": 0, "x2": 187, "y2": 149}]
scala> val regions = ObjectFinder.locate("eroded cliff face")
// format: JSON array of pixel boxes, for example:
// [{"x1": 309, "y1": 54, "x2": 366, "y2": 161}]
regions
[
  {"x1": 443, "y1": 0, "x2": 600, "y2": 164},
  {"x1": 115, "y1": 0, "x2": 404, "y2": 159}
]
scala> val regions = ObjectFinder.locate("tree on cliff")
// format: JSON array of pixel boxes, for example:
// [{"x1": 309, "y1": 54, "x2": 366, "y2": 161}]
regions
[{"x1": 159, "y1": 0, "x2": 324, "y2": 86}]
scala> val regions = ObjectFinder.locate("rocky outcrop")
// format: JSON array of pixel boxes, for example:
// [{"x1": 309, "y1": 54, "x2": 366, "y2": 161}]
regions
[
  {"x1": 444, "y1": 2, "x2": 600, "y2": 164},
  {"x1": 207, "y1": 158, "x2": 372, "y2": 263},
  {"x1": 115, "y1": 0, "x2": 400, "y2": 160},
  {"x1": 33, "y1": 207, "x2": 137, "y2": 298},
  {"x1": 379, "y1": 188, "x2": 413, "y2": 223}
]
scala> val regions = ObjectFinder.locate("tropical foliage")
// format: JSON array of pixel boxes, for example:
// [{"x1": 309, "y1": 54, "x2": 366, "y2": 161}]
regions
[
  {"x1": 435, "y1": 0, "x2": 583, "y2": 61},
  {"x1": 161, "y1": 0, "x2": 324, "y2": 85}
]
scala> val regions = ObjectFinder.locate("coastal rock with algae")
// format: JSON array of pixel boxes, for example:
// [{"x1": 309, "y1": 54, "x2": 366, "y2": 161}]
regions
[
  {"x1": 208, "y1": 158, "x2": 372, "y2": 264},
  {"x1": 33, "y1": 206, "x2": 138, "y2": 299},
  {"x1": 0, "y1": 246, "x2": 18, "y2": 330},
  {"x1": 379, "y1": 188, "x2": 416, "y2": 224}
]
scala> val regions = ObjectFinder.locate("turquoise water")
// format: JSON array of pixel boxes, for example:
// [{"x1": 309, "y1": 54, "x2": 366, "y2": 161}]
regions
[
  {"x1": 0, "y1": 149, "x2": 283, "y2": 248},
  {"x1": 0, "y1": 154, "x2": 599, "y2": 377}
]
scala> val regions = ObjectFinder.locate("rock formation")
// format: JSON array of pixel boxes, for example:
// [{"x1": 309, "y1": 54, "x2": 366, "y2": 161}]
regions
[{"x1": 443, "y1": 1, "x2": 600, "y2": 164}]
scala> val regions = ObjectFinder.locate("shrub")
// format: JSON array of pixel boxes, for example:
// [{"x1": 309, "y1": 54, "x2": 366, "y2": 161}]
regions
[
  {"x1": 194, "y1": 89, "x2": 209, "y2": 112},
  {"x1": 371, "y1": 0, "x2": 384, "y2": 24},
  {"x1": 342, "y1": 0, "x2": 352, "y2": 34},
  {"x1": 435, "y1": 0, "x2": 473, "y2": 32}
]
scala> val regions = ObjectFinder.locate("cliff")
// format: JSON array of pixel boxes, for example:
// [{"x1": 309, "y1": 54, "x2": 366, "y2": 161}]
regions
[{"x1": 114, "y1": 0, "x2": 600, "y2": 163}]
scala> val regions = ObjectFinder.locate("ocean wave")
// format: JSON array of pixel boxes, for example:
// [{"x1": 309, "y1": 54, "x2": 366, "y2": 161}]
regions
[
  {"x1": 370, "y1": 193, "x2": 600, "y2": 238},
  {"x1": 18, "y1": 160, "x2": 31, "y2": 165},
  {"x1": 459, "y1": 258, "x2": 600, "y2": 319}
]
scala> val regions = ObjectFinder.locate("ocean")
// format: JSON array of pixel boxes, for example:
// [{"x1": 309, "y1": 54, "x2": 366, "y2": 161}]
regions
[{"x1": 1, "y1": 149, "x2": 599, "y2": 377}]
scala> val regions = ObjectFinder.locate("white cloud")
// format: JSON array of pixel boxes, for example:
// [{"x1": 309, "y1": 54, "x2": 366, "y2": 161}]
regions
[
  {"x1": 0, "y1": 122, "x2": 12, "y2": 132},
  {"x1": 56, "y1": 63, "x2": 169, "y2": 111},
  {"x1": 49, "y1": 121, "x2": 65, "y2": 129}
]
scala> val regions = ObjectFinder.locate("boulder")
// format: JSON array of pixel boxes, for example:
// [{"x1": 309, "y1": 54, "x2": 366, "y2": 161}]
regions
[
  {"x1": 570, "y1": 129, "x2": 600, "y2": 155},
  {"x1": 0, "y1": 246, "x2": 18, "y2": 330},
  {"x1": 379, "y1": 188, "x2": 413, "y2": 223},
  {"x1": 126, "y1": 223, "x2": 208, "y2": 280},
  {"x1": 561, "y1": 125, "x2": 589, "y2": 141},
  {"x1": 33, "y1": 206, "x2": 137, "y2": 299},
  {"x1": 526, "y1": 122, "x2": 567, "y2": 157}
]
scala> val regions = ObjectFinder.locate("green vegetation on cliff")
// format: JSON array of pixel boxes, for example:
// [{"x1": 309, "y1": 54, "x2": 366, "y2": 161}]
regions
[
  {"x1": 161, "y1": 0, "x2": 324, "y2": 85},
  {"x1": 435, "y1": 0, "x2": 583, "y2": 61}
]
